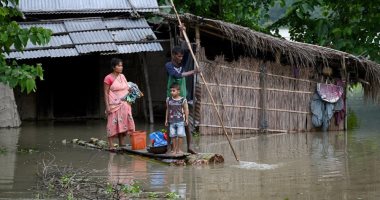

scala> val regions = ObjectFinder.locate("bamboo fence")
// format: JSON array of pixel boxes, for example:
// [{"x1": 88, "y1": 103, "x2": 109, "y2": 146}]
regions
[{"x1": 194, "y1": 56, "x2": 344, "y2": 135}]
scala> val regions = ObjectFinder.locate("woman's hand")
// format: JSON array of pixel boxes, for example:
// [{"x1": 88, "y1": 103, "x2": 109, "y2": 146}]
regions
[{"x1": 105, "y1": 107, "x2": 111, "y2": 115}]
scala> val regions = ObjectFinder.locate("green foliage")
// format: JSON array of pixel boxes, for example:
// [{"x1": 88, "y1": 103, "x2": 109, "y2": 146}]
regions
[
  {"x1": 165, "y1": 192, "x2": 180, "y2": 199},
  {"x1": 148, "y1": 192, "x2": 159, "y2": 199},
  {"x1": 0, "y1": 146, "x2": 7, "y2": 154},
  {"x1": 347, "y1": 108, "x2": 360, "y2": 131},
  {"x1": 60, "y1": 174, "x2": 73, "y2": 187},
  {"x1": 159, "y1": 0, "x2": 277, "y2": 33},
  {"x1": 192, "y1": 130, "x2": 200, "y2": 137},
  {"x1": 17, "y1": 147, "x2": 39, "y2": 154},
  {"x1": 105, "y1": 183, "x2": 115, "y2": 194},
  {"x1": 121, "y1": 181, "x2": 142, "y2": 194},
  {"x1": 66, "y1": 192, "x2": 74, "y2": 200},
  {"x1": 0, "y1": 0, "x2": 52, "y2": 93},
  {"x1": 270, "y1": 0, "x2": 380, "y2": 63},
  {"x1": 159, "y1": 0, "x2": 379, "y2": 63}
]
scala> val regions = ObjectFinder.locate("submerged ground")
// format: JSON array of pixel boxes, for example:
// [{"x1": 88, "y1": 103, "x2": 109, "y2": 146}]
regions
[{"x1": 0, "y1": 89, "x2": 379, "y2": 199}]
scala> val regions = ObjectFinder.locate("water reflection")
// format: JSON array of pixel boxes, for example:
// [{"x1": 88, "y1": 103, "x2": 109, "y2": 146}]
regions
[
  {"x1": 107, "y1": 154, "x2": 148, "y2": 185},
  {"x1": 0, "y1": 128, "x2": 20, "y2": 190}
]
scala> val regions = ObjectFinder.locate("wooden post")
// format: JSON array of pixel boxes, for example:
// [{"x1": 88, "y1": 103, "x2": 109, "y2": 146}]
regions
[
  {"x1": 195, "y1": 25, "x2": 201, "y2": 56},
  {"x1": 169, "y1": 24, "x2": 174, "y2": 52},
  {"x1": 139, "y1": 53, "x2": 154, "y2": 124},
  {"x1": 192, "y1": 25, "x2": 201, "y2": 127},
  {"x1": 341, "y1": 56, "x2": 348, "y2": 131},
  {"x1": 344, "y1": 73, "x2": 349, "y2": 131},
  {"x1": 259, "y1": 62, "x2": 268, "y2": 132},
  {"x1": 141, "y1": 88, "x2": 149, "y2": 122}
]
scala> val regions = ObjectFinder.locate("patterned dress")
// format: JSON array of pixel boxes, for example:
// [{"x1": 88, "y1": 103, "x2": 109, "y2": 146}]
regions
[{"x1": 104, "y1": 74, "x2": 135, "y2": 137}]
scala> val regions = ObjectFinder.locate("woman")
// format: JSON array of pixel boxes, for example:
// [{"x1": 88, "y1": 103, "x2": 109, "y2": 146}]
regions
[{"x1": 104, "y1": 58, "x2": 135, "y2": 150}]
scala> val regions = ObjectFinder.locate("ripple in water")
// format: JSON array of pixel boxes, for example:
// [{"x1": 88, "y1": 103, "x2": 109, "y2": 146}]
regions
[{"x1": 231, "y1": 161, "x2": 280, "y2": 170}]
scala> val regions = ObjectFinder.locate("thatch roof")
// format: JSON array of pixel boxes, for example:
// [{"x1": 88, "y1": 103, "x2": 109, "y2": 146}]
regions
[{"x1": 158, "y1": 13, "x2": 380, "y2": 103}]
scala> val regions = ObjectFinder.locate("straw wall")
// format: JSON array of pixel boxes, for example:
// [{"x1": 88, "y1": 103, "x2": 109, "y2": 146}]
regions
[{"x1": 194, "y1": 56, "x2": 344, "y2": 135}]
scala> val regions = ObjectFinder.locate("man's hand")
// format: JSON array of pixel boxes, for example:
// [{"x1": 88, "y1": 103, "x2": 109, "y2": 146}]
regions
[
  {"x1": 194, "y1": 68, "x2": 201, "y2": 74},
  {"x1": 179, "y1": 24, "x2": 186, "y2": 32},
  {"x1": 165, "y1": 120, "x2": 168, "y2": 127},
  {"x1": 185, "y1": 119, "x2": 189, "y2": 126}
]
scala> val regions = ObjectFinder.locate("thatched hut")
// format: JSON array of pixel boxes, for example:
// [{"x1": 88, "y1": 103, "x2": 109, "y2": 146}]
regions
[{"x1": 159, "y1": 13, "x2": 380, "y2": 134}]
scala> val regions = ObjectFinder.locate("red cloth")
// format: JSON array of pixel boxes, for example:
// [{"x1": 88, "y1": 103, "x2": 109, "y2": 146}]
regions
[{"x1": 104, "y1": 74, "x2": 116, "y2": 85}]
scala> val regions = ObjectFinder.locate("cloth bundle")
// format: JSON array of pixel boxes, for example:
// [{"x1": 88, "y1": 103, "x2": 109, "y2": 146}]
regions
[
  {"x1": 123, "y1": 82, "x2": 143, "y2": 103},
  {"x1": 311, "y1": 83, "x2": 344, "y2": 131},
  {"x1": 149, "y1": 131, "x2": 168, "y2": 147}
]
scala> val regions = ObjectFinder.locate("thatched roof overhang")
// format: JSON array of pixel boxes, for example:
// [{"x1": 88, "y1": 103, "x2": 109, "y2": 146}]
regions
[{"x1": 158, "y1": 13, "x2": 380, "y2": 103}]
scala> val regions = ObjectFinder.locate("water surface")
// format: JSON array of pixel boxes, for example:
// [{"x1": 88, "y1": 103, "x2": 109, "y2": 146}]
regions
[{"x1": 1, "y1": 93, "x2": 380, "y2": 199}]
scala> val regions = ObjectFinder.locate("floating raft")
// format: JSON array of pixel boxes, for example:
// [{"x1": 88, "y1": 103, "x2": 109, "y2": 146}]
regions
[{"x1": 67, "y1": 138, "x2": 224, "y2": 166}]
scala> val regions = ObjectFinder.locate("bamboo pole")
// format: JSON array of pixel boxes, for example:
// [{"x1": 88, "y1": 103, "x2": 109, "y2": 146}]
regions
[{"x1": 169, "y1": 0, "x2": 239, "y2": 161}]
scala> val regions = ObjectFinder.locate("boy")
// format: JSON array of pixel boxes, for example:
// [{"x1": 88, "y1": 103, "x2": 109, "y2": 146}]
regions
[
  {"x1": 165, "y1": 45, "x2": 198, "y2": 154},
  {"x1": 165, "y1": 83, "x2": 189, "y2": 155}
]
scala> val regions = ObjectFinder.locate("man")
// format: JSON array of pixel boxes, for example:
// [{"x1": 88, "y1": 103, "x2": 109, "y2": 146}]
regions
[{"x1": 165, "y1": 46, "x2": 198, "y2": 154}]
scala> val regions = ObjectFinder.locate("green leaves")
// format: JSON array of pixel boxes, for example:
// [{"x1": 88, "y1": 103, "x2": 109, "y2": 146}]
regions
[
  {"x1": 270, "y1": 0, "x2": 380, "y2": 63},
  {"x1": 0, "y1": 0, "x2": 51, "y2": 93},
  {"x1": 171, "y1": 0, "x2": 277, "y2": 32}
]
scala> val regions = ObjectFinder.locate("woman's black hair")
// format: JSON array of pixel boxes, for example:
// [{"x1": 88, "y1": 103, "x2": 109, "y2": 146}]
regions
[{"x1": 110, "y1": 58, "x2": 122, "y2": 70}]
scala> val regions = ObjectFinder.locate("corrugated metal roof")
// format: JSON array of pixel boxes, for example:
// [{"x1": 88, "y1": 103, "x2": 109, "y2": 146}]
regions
[
  {"x1": 48, "y1": 48, "x2": 79, "y2": 57},
  {"x1": 7, "y1": 48, "x2": 78, "y2": 59},
  {"x1": 110, "y1": 29, "x2": 156, "y2": 42},
  {"x1": 117, "y1": 43, "x2": 163, "y2": 53},
  {"x1": 19, "y1": 0, "x2": 159, "y2": 14},
  {"x1": 7, "y1": 17, "x2": 163, "y2": 59},
  {"x1": 64, "y1": 18, "x2": 106, "y2": 32},
  {"x1": 69, "y1": 30, "x2": 113, "y2": 44},
  {"x1": 11, "y1": 35, "x2": 73, "y2": 50},
  {"x1": 104, "y1": 18, "x2": 150, "y2": 29},
  {"x1": 130, "y1": 0, "x2": 159, "y2": 9},
  {"x1": 76, "y1": 43, "x2": 118, "y2": 54},
  {"x1": 20, "y1": 23, "x2": 66, "y2": 34}
]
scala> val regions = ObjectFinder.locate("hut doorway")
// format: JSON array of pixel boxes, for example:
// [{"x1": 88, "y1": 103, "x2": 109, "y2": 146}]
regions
[{"x1": 37, "y1": 56, "x2": 100, "y2": 119}]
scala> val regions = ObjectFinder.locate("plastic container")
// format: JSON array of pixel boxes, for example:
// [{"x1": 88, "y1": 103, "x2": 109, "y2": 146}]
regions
[{"x1": 130, "y1": 131, "x2": 147, "y2": 150}]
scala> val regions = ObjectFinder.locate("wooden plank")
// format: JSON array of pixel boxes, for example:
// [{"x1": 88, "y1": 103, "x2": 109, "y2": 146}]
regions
[{"x1": 120, "y1": 146, "x2": 188, "y2": 159}]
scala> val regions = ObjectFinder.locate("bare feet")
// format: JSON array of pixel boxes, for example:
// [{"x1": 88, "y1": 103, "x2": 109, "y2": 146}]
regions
[
  {"x1": 167, "y1": 150, "x2": 175, "y2": 155},
  {"x1": 187, "y1": 148, "x2": 197, "y2": 154},
  {"x1": 176, "y1": 150, "x2": 184, "y2": 155}
]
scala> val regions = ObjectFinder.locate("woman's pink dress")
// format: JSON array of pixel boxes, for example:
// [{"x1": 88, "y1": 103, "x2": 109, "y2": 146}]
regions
[{"x1": 104, "y1": 74, "x2": 135, "y2": 138}]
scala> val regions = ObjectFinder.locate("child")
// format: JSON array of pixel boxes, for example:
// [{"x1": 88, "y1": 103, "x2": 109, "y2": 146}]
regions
[{"x1": 165, "y1": 83, "x2": 188, "y2": 155}]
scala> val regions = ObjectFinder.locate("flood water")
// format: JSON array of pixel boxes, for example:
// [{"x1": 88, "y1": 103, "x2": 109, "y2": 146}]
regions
[{"x1": 1, "y1": 91, "x2": 380, "y2": 199}]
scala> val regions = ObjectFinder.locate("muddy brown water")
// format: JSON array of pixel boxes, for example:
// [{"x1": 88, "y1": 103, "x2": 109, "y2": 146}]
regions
[{"x1": 1, "y1": 93, "x2": 380, "y2": 199}]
